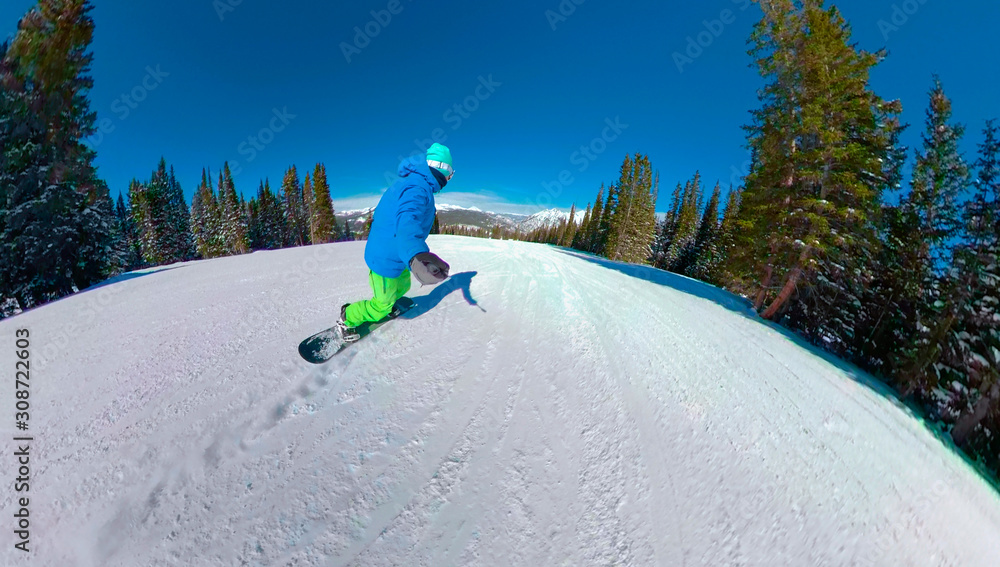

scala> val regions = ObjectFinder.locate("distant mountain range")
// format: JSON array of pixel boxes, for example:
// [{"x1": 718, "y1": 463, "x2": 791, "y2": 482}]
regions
[{"x1": 336, "y1": 204, "x2": 587, "y2": 234}]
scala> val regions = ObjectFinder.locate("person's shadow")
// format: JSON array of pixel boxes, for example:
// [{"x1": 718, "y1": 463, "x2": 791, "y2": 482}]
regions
[{"x1": 402, "y1": 271, "x2": 482, "y2": 319}]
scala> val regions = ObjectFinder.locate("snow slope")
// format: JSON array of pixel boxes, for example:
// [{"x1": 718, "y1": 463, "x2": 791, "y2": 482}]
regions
[{"x1": 2, "y1": 236, "x2": 999, "y2": 566}]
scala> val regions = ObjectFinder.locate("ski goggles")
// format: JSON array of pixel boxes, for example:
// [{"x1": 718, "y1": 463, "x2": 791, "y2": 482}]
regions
[{"x1": 427, "y1": 160, "x2": 455, "y2": 181}]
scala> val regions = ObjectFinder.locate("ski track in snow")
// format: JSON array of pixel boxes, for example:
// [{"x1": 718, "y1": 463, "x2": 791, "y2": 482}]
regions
[{"x1": 1, "y1": 236, "x2": 999, "y2": 566}]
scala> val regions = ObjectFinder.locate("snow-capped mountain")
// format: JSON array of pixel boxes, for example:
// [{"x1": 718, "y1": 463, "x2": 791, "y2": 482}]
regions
[
  {"x1": 516, "y1": 207, "x2": 588, "y2": 233},
  {"x1": 336, "y1": 204, "x2": 588, "y2": 235}
]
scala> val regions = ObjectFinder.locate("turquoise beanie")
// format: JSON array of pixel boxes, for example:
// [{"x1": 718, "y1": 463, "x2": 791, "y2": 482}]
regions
[{"x1": 426, "y1": 143, "x2": 454, "y2": 179}]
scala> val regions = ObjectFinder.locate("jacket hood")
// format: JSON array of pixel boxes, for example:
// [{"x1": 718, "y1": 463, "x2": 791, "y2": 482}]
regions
[{"x1": 398, "y1": 155, "x2": 444, "y2": 193}]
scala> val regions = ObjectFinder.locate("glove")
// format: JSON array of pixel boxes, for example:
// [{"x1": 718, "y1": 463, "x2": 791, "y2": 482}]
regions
[{"x1": 410, "y1": 252, "x2": 450, "y2": 285}]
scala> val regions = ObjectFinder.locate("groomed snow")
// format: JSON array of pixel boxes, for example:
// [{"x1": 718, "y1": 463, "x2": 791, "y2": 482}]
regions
[{"x1": 2, "y1": 236, "x2": 999, "y2": 566}]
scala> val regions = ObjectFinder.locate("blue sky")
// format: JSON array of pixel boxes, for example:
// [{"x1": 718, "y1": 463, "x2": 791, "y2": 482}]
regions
[{"x1": 2, "y1": 0, "x2": 998, "y2": 214}]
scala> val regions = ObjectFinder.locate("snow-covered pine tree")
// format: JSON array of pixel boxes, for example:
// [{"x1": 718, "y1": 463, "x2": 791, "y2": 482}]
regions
[
  {"x1": 303, "y1": 172, "x2": 314, "y2": 240},
  {"x1": 729, "y1": 0, "x2": 901, "y2": 326},
  {"x1": 708, "y1": 185, "x2": 743, "y2": 286},
  {"x1": 606, "y1": 154, "x2": 657, "y2": 264},
  {"x1": 256, "y1": 179, "x2": 285, "y2": 250},
  {"x1": 282, "y1": 165, "x2": 309, "y2": 247},
  {"x1": 343, "y1": 217, "x2": 355, "y2": 241},
  {"x1": 664, "y1": 173, "x2": 703, "y2": 273},
  {"x1": 651, "y1": 182, "x2": 684, "y2": 270},
  {"x1": 247, "y1": 181, "x2": 264, "y2": 250},
  {"x1": 130, "y1": 176, "x2": 167, "y2": 265},
  {"x1": 896, "y1": 79, "x2": 972, "y2": 395},
  {"x1": 558, "y1": 203, "x2": 578, "y2": 247},
  {"x1": 219, "y1": 162, "x2": 249, "y2": 255},
  {"x1": 572, "y1": 203, "x2": 591, "y2": 250},
  {"x1": 166, "y1": 165, "x2": 195, "y2": 261},
  {"x1": 0, "y1": 1, "x2": 115, "y2": 308},
  {"x1": 594, "y1": 183, "x2": 619, "y2": 257},
  {"x1": 938, "y1": 121, "x2": 1000, "y2": 450},
  {"x1": 584, "y1": 186, "x2": 605, "y2": 253},
  {"x1": 310, "y1": 164, "x2": 337, "y2": 244},
  {"x1": 190, "y1": 169, "x2": 223, "y2": 259},
  {"x1": 132, "y1": 158, "x2": 187, "y2": 265},
  {"x1": 847, "y1": 114, "x2": 910, "y2": 375},
  {"x1": 688, "y1": 182, "x2": 723, "y2": 281},
  {"x1": 112, "y1": 192, "x2": 143, "y2": 272}
]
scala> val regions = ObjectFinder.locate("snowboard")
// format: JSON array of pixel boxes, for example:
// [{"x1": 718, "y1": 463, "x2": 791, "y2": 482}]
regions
[{"x1": 298, "y1": 297, "x2": 416, "y2": 364}]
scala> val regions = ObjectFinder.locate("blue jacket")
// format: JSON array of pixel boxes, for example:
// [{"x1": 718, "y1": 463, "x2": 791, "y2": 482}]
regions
[{"x1": 364, "y1": 156, "x2": 443, "y2": 278}]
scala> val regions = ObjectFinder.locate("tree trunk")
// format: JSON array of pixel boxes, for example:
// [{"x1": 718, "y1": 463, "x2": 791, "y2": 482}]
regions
[
  {"x1": 754, "y1": 264, "x2": 773, "y2": 312},
  {"x1": 761, "y1": 246, "x2": 811, "y2": 320},
  {"x1": 952, "y1": 380, "x2": 1000, "y2": 447},
  {"x1": 762, "y1": 265, "x2": 802, "y2": 320}
]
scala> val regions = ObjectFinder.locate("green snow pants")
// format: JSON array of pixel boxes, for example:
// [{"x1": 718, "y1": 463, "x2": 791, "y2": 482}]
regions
[{"x1": 343, "y1": 269, "x2": 411, "y2": 327}]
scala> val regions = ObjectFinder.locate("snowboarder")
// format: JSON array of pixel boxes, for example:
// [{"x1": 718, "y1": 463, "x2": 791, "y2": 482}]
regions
[{"x1": 336, "y1": 143, "x2": 454, "y2": 342}]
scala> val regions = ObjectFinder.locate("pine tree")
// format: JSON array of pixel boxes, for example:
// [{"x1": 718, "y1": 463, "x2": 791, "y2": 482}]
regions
[
  {"x1": 282, "y1": 165, "x2": 309, "y2": 247},
  {"x1": 728, "y1": 0, "x2": 902, "y2": 326},
  {"x1": 664, "y1": 173, "x2": 703, "y2": 272},
  {"x1": 0, "y1": 1, "x2": 114, "y2": 309},
  {"x1": 652, "y1": 182, "x2": 684, "y2": 269},
  {"x1": 309, "y1": 163, "x2": 337, "y2": 244},
  {"x1": 572, "y1": 203, "x2": 592, "y2": 250},
  {"x1": 113, "y1": 192, "x2": 142, "y2": 271},
  {"x1": 166, "y1": 165, "x2": 195, "y2": 261},
  {"x1": 191, "y1": 168, "x2": 223, "y2": 259},
  {"x1": 129, "y1": 175, "x2": 165, "y2": 265},
  {"x1": 342, "y1": 217, "x2": 355, "y2": 241},
  {"x1": 896, "y1": 79, "x2": 973, "y2": 394},
  {"x1": 558, "y1": 203, "x2": 578, "y2": 247},
  {"x1": 247, "y1": 181, "x2": 265, "y2": 251},
  {"x1": 709, "y1": 186, "x2": 742, "y2": 285},
  {"x1": 303, "y1": 171, "x2": 314, "y2": 240},
  {"x1": 219, "y1": 162, "x2": 249, "y2": 255},
  {"x1": 584, "y1": 186, "x2": 605, "y2": 253},
  {"x1": 939, "y1": 121, "x2": 1000, "y2": 447},
  {"x1": 254, "y1": 178, "x2": 285, "y2": 250},
  {"x1": 605, "y1": 154, "x2": 657, "y2": 264},
  {"x1": 594, "y1": 183, "x2": 619, "y2": 257},
  {"x1": 689, "y1": 182, "x2": 723, "y2": 280},
  {"x1": 130, "y1": 158, "x2": 191, "y2": 265}
]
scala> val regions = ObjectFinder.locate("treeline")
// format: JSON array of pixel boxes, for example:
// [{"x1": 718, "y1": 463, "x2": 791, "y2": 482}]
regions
[
  {"x1": 444, "y1": 154, "x2": 673, "y2": 268},
  {"x1": 0, "y1": 1, "x2": 359, "y2": 316},
  {"x1": 112, "y1": 159, "x2": 355, "y2": 274},
  {"x1": 446, "y1": 1, "x2": 1000, "y2": 479},
  {"x1": 730, "y1": 0, "x2": 1000, "y2": 477},
  {"x1": 443, "y1": 156, "x2": 742, "y2": 291}
]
